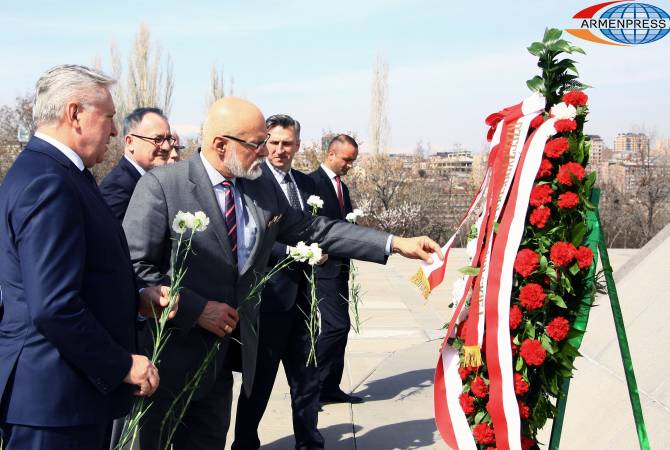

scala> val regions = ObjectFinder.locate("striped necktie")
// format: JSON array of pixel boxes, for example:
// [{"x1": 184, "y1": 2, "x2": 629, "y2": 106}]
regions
[
  {"x1": 283, "y1": 173, "x2": 302, "y2": 210},
  {"x1": 222, "y1": 180, "x2": 237, "y2": 262}
]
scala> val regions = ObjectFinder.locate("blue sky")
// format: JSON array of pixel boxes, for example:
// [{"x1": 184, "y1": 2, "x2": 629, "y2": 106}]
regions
[{"x1": 1, "y1": 0, "x2": 668, "y2": 152}]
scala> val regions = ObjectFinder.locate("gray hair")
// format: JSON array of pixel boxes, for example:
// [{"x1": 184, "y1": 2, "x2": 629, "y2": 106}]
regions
[
  {"x1": 266, "y1": 114, "x2": 301, "y2": 139},
  {"x1": 33, "y1": 64, "x2": 116, "y2": 127}
]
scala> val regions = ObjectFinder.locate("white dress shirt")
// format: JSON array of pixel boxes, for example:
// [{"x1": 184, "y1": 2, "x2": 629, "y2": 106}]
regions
[
  {"x1": 266, "y1": 160, "x2": 305, "y2": 211},
  {"x1": 34, "y1": 132, "x2": 85, "y2": 172},
  {"x1": 124, "y1": 155, "x2": 146, "y2": 176},
  {"x1": 200, "y1": 152, "x2": 257, "y2": 271}
]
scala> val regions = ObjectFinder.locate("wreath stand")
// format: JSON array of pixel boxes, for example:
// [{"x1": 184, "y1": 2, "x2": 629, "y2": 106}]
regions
[{"x1": 548, "y1": 188, "x2": 650, "y2": 450}]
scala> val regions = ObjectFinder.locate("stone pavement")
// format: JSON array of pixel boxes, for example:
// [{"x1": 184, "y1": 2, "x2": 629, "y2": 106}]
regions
[{"x1": 223, "y1": 248, "x2": 651, "y2": 450}]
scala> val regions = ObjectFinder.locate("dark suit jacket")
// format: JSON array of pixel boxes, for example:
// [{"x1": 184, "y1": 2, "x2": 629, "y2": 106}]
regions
[
  {"x1": 0, "y1": 137, "x2": 137, "y2": 427},
  {"x1": 260, "y1": 163, "x2": 316, "y2": 313},
  {"x1": 122, "y1": 153, "x2": 390, "y2": 396},
  {"x1": 309, "y1": 166, "x2": 354, "y2": 279},
  {"x1": 100, "y1": 156, "x2": 142, "y2": 221}
]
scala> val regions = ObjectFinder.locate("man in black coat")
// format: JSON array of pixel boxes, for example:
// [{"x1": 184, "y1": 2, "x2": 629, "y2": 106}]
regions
[
  {"x1": 309, "y1": 134, "x2": 363, "y2": 404},
  {"x1": 99, "y1": 107, "x2": 172, "y2": 220},
  {"x1": 233, "y1": 115, "x2": 325, "y2": 450}
]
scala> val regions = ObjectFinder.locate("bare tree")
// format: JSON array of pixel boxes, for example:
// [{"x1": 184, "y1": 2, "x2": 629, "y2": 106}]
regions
[
  {"x1": 206, "y1": 63, "x2": 227, "y2": 108},
  {"x1": 368, "y1": 55, "x2": 389, "y2": 155},
  {"x1": 0, "y1": 94, "x2": 34, "y2": 180}
]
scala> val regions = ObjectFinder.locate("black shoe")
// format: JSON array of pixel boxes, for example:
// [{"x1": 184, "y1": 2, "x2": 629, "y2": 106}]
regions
[{"x1": 320, "y1": 389, "x2": 364, "y2": 404}]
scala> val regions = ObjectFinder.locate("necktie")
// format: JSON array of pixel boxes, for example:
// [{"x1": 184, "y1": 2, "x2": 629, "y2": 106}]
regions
[
  {"x1": 284, "y1": 173, "x2": 301, "y2": 210},
  {"x1": 222, "y1": 180, "x2": 238, "y2": 262},
  {"x1": 335, "y1": 175, "x2": 344, "y2": 213}
]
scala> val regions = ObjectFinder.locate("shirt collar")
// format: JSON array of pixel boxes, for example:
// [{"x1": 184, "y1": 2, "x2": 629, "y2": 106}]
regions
[
  {"x1": 123, "y1": 154, "x2": 146, "y2": 176},
  {"x1": 266, "y1": 160, "x2": 290, "y2": 182},
  {"x1": 34, "y1": 131, "x2": 85, "y2": 171},
  {"x1": 200, "y1": 151, "x2": 234, "y2": 186},
  {"x1": 320, "y1": 163, "x2": 338, "y2": 180}
]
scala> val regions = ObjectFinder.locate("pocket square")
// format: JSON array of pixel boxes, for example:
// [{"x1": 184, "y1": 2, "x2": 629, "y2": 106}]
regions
[{"x1": 266, "y1": 214, "x2": 282, "y2": 229}]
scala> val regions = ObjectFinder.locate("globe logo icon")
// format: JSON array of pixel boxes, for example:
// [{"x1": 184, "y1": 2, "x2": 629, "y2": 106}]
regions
[{"x1": 600, "y1": 3, "x2": 670, "y2": 44}]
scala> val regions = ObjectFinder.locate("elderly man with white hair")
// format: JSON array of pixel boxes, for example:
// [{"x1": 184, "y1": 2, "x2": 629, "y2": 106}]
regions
[{"x1": 0, "y1": 64, "x2": 174, "y2": 450}]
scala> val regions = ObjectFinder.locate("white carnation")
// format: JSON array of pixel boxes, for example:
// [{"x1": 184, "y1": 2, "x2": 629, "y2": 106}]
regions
[
  {"x1": 192, "y1": 211, "x2": 210, "y2": 232},
  {"x1": 172, "y1": 211, "x2": 194, "y2": 234},
  {"x1": 466, "y1": 237, "x2": 478, "y2": 261},
  {"x1": 306, "y1": 195, "x2": 324, "y2": 209},
  {"x1": 550, "y1": 102, "x2": 577, "y2": 120},
  {"x1": 345, "y1": 212, "x2": 357, "y2": 223},
  {"x1": 289, "y1": 241, "x2": 323, "y2": 265},
  {"x1": 307, "y1": 243, "x2": 323, "y2": 266}
]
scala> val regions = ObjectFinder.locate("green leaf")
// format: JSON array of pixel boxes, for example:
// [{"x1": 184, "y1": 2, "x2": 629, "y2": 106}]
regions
[
  {"x1": 493, "y1": 222, "x2": 500, "y2": 233},
  {"x1": 560, "y1": 273, "x2": 574, "y2": 293},
  {"x1": 474, "y1": 410, "x2": 487, "y2": 424},
  {"x1": 524, "y1": 319, "x2": 536, "y2": 339},
  {"x1": 569, "y1": 44, "x2": 586, "y2": 55},
  {"x1": 569, "y1": 262, "x2": 580, "y2": 276},
  {"x1": 516, "y1": 357, "x2": 524, "y2": 371},
  {"x1": 566, "y1": 328, "x2": 586, "y2": 339},
  {"x1": 540, "y1": 334, "x2": 556, "y2": 354},
  {"x1": 547, "y1": 292, "x2": 567, "y2": 308},
  {"x1": 583, "y1": 171, "x2": 597, "y2": 191},
  {"x1": 545, "y1": 267, "x2": 558, "y2": 282},
  {"x1": 458, "y1": 266, "x2": 480, "y2": 276},
  {"x1": 540, "y1": 255, "x2": 548, "y2": 271},
  {"x1": 547, "y1": 39, "x2": 572, "y2": 54},
  {"x1": 571, "y1": 222, "x2": 587, "y2": 246},
  {"x1": 527, "y1": 41, "x2": 545, "y2": 57},
  {"x1": 526, "y1": 76, "x2": 545, "y2": 93},
  {"x1": 543, "y1": 28, "x2": 563, "y2": 45}
]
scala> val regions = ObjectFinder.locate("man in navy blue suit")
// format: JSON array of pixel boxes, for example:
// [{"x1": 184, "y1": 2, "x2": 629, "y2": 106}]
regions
[
  {"x1": 100, "y1": 107, "x2": 172, "y2": 221},
  {"x1": 310, "y1": 135, "x2": 363, "y2": 405},
  {"x1": 0, "y1": 64, "x2": 174, "y2": 450},
  {"x1": 232, "y1": 115, "x2": 325, "y2": 450}
]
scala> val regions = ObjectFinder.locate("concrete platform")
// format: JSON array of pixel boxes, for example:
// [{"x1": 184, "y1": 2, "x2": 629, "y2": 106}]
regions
[{"x1": 222, "y1": 246, "x2": 661, "y2": 449}]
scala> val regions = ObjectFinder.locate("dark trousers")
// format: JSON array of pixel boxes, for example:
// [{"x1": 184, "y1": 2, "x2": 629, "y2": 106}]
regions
[
  {"x1": 0, "y1": 422, "x2": 109, "y2": 450},
  {"x1": 316, "y1": 275, "x2": 350, "y2": 395},
  {"x1": 138, "y1": 369, "x2": 234, "y2": 450},
  {"x1": 232, "y1": 300, "x2": 323, "y2": 450}
]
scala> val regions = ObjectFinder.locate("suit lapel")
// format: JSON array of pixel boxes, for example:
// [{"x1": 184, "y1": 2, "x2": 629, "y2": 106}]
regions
[{"x1": 188, "y1": 156, "x2": 237, "y2": 270}]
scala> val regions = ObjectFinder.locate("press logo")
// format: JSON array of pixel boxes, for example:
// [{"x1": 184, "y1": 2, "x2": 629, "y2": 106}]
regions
[{"x1": 566, "y1": 1, "x2": 670, "y2": 45}]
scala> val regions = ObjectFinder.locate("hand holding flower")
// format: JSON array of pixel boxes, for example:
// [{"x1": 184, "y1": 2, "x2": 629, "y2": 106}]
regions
[{"x1": 139, "y1": 285, "x2": 178, "y2": 320}]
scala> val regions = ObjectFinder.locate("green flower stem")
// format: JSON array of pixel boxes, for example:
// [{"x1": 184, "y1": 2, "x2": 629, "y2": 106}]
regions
[
  {"x1": 157, "y1": 255, "x2": 295, "y2": 448},
  {"x1": 303, "y1": 267, "x2": 319, "y2": 367},
  {"x1": 348, "y1": 261, "x2": 363, "y2": 334},
  {"x1": 115, "y1": 230, "x2": 194, "y2": 450}
]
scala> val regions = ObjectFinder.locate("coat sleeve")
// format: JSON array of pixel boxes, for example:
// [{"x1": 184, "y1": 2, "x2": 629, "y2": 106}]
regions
[
  {"x1": 123, "y1": 172, "x2": 208, "y2": 330},
  {"x1": 14, "y1": 174, "x2": 132, "y2": 392}
]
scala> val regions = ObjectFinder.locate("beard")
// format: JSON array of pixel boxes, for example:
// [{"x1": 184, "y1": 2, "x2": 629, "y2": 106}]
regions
[{"x1": 225, "y1": 148, "x2": 264, "y2": 180}]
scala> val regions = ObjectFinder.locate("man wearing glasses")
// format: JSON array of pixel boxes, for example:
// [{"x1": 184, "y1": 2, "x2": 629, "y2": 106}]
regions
[
  {"x1": 100, "y1": 107, "x2": 173, "y2": 220},
  {"x1": 123, "y1": 97, "x2": 442, "y2": 450}
]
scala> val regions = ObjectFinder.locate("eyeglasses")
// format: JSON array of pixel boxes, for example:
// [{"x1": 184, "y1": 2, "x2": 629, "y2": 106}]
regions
[
  {"x1": 130, "y1": 133, "x2": 176, "y2": 147},
  {"x1": 221, "y1": 134, "x2": 269, "y2": 151}
]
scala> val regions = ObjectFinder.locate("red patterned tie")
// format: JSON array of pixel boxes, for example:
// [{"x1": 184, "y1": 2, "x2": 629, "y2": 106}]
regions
[
  {"x1": 222, "y1": 180, "x2": 237, "y2": 261},
  {"x1": 335, "y1": 175, "x2": 344, "y2": 213}
]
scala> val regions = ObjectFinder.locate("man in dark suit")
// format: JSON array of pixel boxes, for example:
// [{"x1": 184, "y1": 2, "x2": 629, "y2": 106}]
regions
[
  {"x1": 0, "y1": 64, "x2": 173, "y2": 450},
  {"x1": 232, "y1": 114, "x2": 324, "y2": 450},
  {"x1": 123, "y1": 97, "x2": 442, "y2": 450},
  {"x1": 309, "y1": 134, "x2": 361, "y2": 404},
  {"x1": 99, "y1": 107, "x2": 172, "y2": 220}
]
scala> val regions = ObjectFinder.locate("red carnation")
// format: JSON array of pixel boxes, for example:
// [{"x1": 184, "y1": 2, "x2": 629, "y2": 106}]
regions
[
  {"x1": 546, "y1": 316, "x2": 570, "y2": 342},
  {"x1": 519, "y1": 283, "x2": 546, "y2": 310},
  {"x1": 557, "y1": 191, "x2": 580, "y2": 209},
  {"x1": 554, "y1": 119, "x2": 577, "y2": 133},
  {"x1": 459, "y1": 392, "x2": 476, "y2": 415},
  {"x1": 522, "y1": 435, "x2": 536, "y2": 450},
  {"x1": 529, "y1": 184, "x2": 554, "y2": 207},
  {"x1": 575, "y1": 246, "x2": 594, "y2": 269},
  {"x1": 520, "y1": 339, "x2": 546, "y2": 366},
  {"x1": 562, "y1": 90, "x2": 588, "y2": 107},
  {"x1": 471, "y1": 376, "x2": 489, "y2": 399},
  {"x1": 556, "y1": 162, "x2": 586, "y2": 186},
  {"x1": 514, "y1": 249, "x2": 539, "y2": 277},
  {"x1": 536, "y1": 158, "x2": 553, "y2": 179},
  {"x1": 530, "y1": 114, "x2": 545, "y2": 129},
  {"x1": 550, "y1": 242, "x2": 576, "y2": 268},
  {"x1": 510, "y1": 304, "x2": 523, "y2": 330},
  {"x1": 514, "y1": 372, "x2": 529, "y2": 395},
  {"x1": 544, "y1": 137, "x2": 569, "y2": 159},
  {"x1": 473, "y1": 423, "x2": 496, "y2": 445},
  {"x1": 518, "y1": 400, "x2": 530, "y2": 419},
  {"x1": 529, "y1": 206, "x2": 550, "y2": 229}
]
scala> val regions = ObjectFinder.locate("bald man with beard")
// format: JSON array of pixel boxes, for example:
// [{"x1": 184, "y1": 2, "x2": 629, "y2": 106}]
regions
[{"x1": 122, "y1": 97, "x2": 443, "y2": 450}]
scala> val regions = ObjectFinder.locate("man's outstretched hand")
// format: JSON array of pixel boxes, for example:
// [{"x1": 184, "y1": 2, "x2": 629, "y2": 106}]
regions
[{"x1": 391, "y1": 236, "x2": 444, "y2": 264}]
